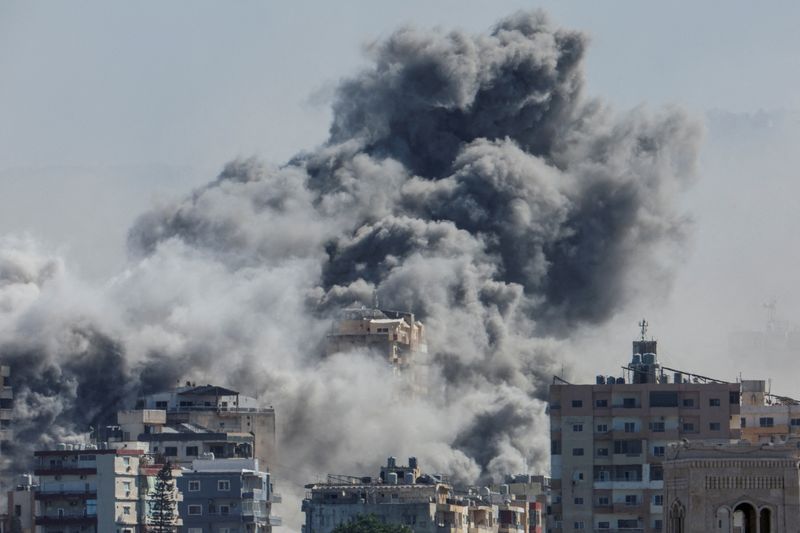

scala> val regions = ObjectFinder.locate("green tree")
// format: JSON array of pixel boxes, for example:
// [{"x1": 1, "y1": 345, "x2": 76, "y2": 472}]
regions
[
  {"x1": 148, "y1": 462, "x2": 177, "y2": 532},
  {"x1": 331, "y1": 514, "x2": 413, "y2": 533}
]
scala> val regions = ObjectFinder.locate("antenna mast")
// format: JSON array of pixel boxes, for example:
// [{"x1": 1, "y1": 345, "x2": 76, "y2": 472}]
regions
[{"x1": 638, "y1": 318, "x2": 648, "y2": 341}]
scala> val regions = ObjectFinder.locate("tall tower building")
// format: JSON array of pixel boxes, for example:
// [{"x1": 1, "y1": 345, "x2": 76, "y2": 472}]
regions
[{"x1": 548, "y1": 323, "x2": 741, "y2": 532}]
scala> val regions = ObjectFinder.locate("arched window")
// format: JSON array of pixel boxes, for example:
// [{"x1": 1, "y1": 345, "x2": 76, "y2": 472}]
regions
[
  {"x1": 759, "y1": 507, "x2": 772, "y2": 533},
  {"x1": 670, "y1": 500, "x2": 685, "y2": 533}
]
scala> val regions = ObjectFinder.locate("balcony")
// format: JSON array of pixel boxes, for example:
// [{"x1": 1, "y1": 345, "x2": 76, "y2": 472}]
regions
[
  {"x1": 34, "y1": 467, "x2": 96, "y2": 476},
  {"x1": 36, "y1": 514, "x2": 97, "y2": 526},
  {"x1": 35, "y1": 489, "x2": 97, "y2": 500},
  {"x1": 613, "y1": 502, "x2": 644, "y2": 514}
]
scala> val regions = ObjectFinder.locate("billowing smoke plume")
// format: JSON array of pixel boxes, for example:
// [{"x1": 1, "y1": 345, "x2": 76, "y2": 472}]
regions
[{"x1": 0, "y1": 10, "x2": 700, "y2": 526}]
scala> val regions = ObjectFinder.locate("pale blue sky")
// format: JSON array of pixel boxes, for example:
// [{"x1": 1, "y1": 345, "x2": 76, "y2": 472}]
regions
[{"x1": 3, "y1": 1, "x2": 800, "y2": 389}]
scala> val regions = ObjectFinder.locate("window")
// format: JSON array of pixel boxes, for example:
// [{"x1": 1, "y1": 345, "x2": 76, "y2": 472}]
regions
[
  {"x1": 572, "y1": 424, "x2": 583, "y2": 432},
  {"x1": 709, "y1": 398, "x2": 721, "y2": 407},
  {"x1": 649, "y1": 421, "x2": 665, "y2": 432},
  {"x1": 551, "y1": 440, "x2": 562, "y2": 455},
  {"x1": 572, "y1": 448, "x2": 584, "y2": 456},
  {"x1": 155, "y1": 401, "x2": 168, "y2": 409},
  {"x1": 741, "y1": 417, "x2": 747, "y2": 428},
  {"x1": 650, "y1": 465, "x2": 664, "y2": 481},
  {"x1": 218, "y1": 479, "x2": 231, "y2": 491},
  {"x1": 760, "y1": 417, "x2": 775, "y2": 428},
  {"x1": 624, "y1": 422, "x2": 636, "y2": 433},
  {"x1": 219, "y1": 505, "x2": 230, "y2": 515},
  {"x1": 595, "y1": 399, "x2": 608, "y2": 407},
  {"x1": 574, "y1": 521, "x2": 585, "y2": 530},
  {"x1": 791, "y1": 418, "x2": 800, "y2": 427},
  {"x1": 122, "y1": 481, "x2": 131, "y2": 493},
  {"x1": 188, "y1": 480, "x2": 200, "y2": 492},
  {"x1": 625, "y1": 494, "x2": 638, "y2": 505},
  {"x1": 122, "y1": 457, "x2": 130, "y2": 467},
  {"x1": 649, "y1": 391, "x2": 678, "y2": 407},
  {"x1": 682, "y1": 422, "x2": 695, "y2": 432},
  {"x1": 618, "y1": 520, "x2": 639, "y2": 529},
  {"x1": 596, "y1": 424, "x2": 608, "y2": 433},
  {"x1": 709, "y1": 422, "x2": 721, "y2": 431},
  {"x1": 653, "y1": 495, "x2": 664, "y2": 506},
  {"x1": 598, "y1": 496, "x2": 610, "y2": 506},
  {"x1": 164, "y1": 447, "x2": 178, "y2": 457},
  {"x1": 623, "y1": 398, "x2": 636, "y2": 408},
  {"x1": 613, "y1": 439, "x2": 643, "y2": 455},
  {"x1": 654, "y1": 519, "x2": 663, "y2": 531},
  {"x1": 597, "y1": 448, "x2": 609, "y2": 457},
  {"x1": 188, "y1": 504, "x2": 202, "y2": 516},
  {"x1": 575, "y1": 472, "x2": 584, "y2": 481},
  {"x1": 571, "y1": 400, "x2": 583, "y2": 408},
  {"x1": 188, "y1": 530, "x2": 203, "y2": 533},
  {"x1": 186, "y1": 446, "x2": 199, "y2": 456},
  {"x1": 653, "y1": 446, "x2": 665, "y2": 457},
  {"x1": 574, "y1": 497, "x2": 584, "y2": 505},
  {"x1": 123, "y1": 506, "x2": 131, "y2": 515},
  {"x1": 682, "y1": 398, "x2": 694, "y2": 407},
  {"x1": 598, "y1": 522, "x2": 610, "y2": 529}
]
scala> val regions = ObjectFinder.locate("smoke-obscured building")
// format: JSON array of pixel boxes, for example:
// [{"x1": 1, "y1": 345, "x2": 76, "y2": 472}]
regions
[
  {"x1": 0, "y1": 365, "x2": 12, "y2": 457},
  {"x1": 325, "y1": 307, "x2": 427, "y2": 370},
  {"x1": 549, "y1": 324, "x2": 741, "y2": 532},
  {"x1": 663, "y1": 438, "x2": 796, "y2": 532},
  {"x1": 177, "y1": 457, "x2": 280, "y2": 533},
  {"x1": 302, "y1": 457, "x2": 496, "y2": 533},
  {"x1": 136, "y1": 384, "x2": 276, "y2": 469}
]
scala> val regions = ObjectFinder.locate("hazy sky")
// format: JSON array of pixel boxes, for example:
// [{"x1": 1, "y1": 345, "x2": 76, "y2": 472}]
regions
[{"x1": 3, "y1": 1, "x2": 800, "y2": 390}]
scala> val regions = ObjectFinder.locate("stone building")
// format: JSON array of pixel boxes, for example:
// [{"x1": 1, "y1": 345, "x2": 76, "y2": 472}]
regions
[
  {"x1": 663, "y1": 438, "x2": 800, "y2": 533},
  {"x1": 549, "y1": 323, "x2": 741, "y2": 532}
]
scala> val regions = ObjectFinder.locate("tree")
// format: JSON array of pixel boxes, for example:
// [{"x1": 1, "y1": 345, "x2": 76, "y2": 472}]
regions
[
  {"x1": 148, "y1": 462, "x2": 177, "y2": 532},
  {"x1": 331, "y1": 514, "x2": 413, "y2": 533}
]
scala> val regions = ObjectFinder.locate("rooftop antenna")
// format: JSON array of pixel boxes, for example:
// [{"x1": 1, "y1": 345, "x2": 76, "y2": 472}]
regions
[
  {"x1": 638, "y1": 319, "x2": 648, "y2": 341},
  {"x1": 763, "y1": 299, "x2": 777, "y2": 332},
  {"x1": 373, "y1": 289, "x2": 379, "y2": 309}
]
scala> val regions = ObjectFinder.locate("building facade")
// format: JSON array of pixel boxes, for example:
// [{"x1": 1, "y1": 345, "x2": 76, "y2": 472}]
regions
[
  {"x1": 0, "y1": 365, "x2": 12, "y2": 458},
  {"x1": 34, "y1": 445, "x2": 181, "y2": 533},
  {"x1": 138, "y1": 385, "x2": 276, "y2": 470},
  {"x1": 663, "y1": 438, "x2": 800, "y2": 532},
  {"x1": 302, "y1": 457, "x2": 496, "y2": 533},
  {"x1": 325, "y1": 307, "x2": 427, "y2": 370},
  {"x1": 177, "y1": 458, "x2": 280, "y2": 533},
  {"x1": 549, "y1": 329, "x2": 741, "y2": 532}
]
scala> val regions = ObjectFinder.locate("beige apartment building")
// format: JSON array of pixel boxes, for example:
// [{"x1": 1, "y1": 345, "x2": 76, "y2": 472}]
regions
[
  {"x1": 664, "y1": 438, "x2": 798, "y2": 532},
  {"x1": 738, "y1": 379, "x2": 800, "y2": 444},
  {"x1": 325, "y1": 307, "x2": 427, "y2": 369},
  {"x1": 34, "y1": 445, "x2": 181, "y2": 533},
  {"x1": 549, "y1": 328, "x2": 741, "y2": 532}
]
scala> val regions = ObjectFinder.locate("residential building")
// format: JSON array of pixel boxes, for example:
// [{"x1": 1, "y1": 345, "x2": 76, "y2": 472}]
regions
[
  {"x1": 5, "y1": 474, "x2": 37, "y2": 533},
  {"x1": 33, "y1": 444, "x2": 181, "y2": 533},
  {"x1": 0, "y1": 365, "x2": 12, "y2": 457},
  {"x1": 137, "y1": 384, "x2": 276, "y2": 470},
  {"x1": 739, "y1": 379, "x2": 800, "y2": 443},
  {"x1": 177, "y1": 457, "x2": 280, "y2": 533},
  {"x1": 663, "y1": 438, "x2": 797, "y2": 532},
  {"x1": 302, "y1": 457, "x2": 496, "y2": 533},
  {"x1": 490, "y1": 475, "x2": 549, "y2": 533},
  {"x1": 549, "y1": 324, "x2": 741, "y2": 533},
  {"x1": 325, "y1": 307, "x2": 427, "y2": 369}
]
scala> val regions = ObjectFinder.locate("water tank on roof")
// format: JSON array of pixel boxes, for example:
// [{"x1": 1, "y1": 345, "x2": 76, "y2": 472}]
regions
[
  {"x1": 404, "y1": 472, "x2": 415, "y2": 484},
  {"x1": 607, "y1": 377, "x2": 616, "y2": 385},
  {"x1": 674, "y1": 372, "x2": 683, "y2": 384},
  {"x1": 57, "y1": 443, "x2": 67, "y2": 451},
  {"x1": 409, "y1": 456, "x2": 417, "y2": 469},
  {"x1": 596, "y1": 375, "x2": 605, "y2": 385},
  {"x1": 500, "y1": 484, "x2": 509, "y2": 496},
  {"x1": 632, "y1": 354, "x2": 642, "y2": 365},
  {"x1": 480, "y1": 487, "x2": 491, "y2": 499},
  {"x1": 643, "y1": 353, "x2": 656, "y2": 365},
  {"x1": 387, "y1": 456, "x2": 396, "y2": 468},
  {"x1": 388, "y1": 473, "x2": 398, "y2": 485},
  {"x1": 617, "y1": 377, "x2": 625, "y2": 384}
]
